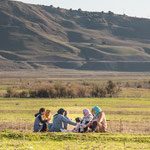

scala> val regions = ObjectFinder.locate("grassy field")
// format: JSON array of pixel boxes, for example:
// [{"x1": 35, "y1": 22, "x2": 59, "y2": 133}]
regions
[
  {"x1": 0, "y1": 97, "x2": 150, "y2": 149},
  {"x1": 1, "y1": 131, "x2": 150, "y2": 150},
  {"x1": 1, "y1": 77, "x2": 150, "y2": 149}
]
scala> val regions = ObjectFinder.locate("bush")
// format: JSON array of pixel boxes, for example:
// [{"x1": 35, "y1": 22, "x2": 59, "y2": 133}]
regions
[
  {"x1": 106, "y1": 80, "x2": 121, "y2": 97},
  {"x1": 6, "y1": 88, "x2": 19, "y2": 98},
  {"x1": 54, "y1": 84, "x2": 67, "y2": 98},
  {"x1": 48, "y1": 87, "x2": 56, "y2": 98},
  {"x1": 125, "y1": 82, "x2": 130, "y2": 88},
  {"x1": 137, "y1": 84, "x2": 142, "y2": 88},
  {"x1": 108, "y1": 11, "x2": 114, "y2": 15},
  {"x1": 77, "y1": 87, "x2": 86, "y2": 98},
  {"x1": 19, "y1": 91, "x2": 29, "y2": 98},
  {"x1": 29, "y1": 90, "x2": 38, "y2": 98},
  {"x1": 37, "y1": 88, "x2": 49, "y2": 98},
  {"x1": 90, "y1": 86, "x2": 107, "y2": 98},
  {"x1": 5, "y1": 81, "x2": 121, "y2": 98},
  {"x1": 82, "y1": 82, "x2": 89, "y2": 86},
  {"x1": 67, "y1": 88, "x2": 76, "y2": 98}
]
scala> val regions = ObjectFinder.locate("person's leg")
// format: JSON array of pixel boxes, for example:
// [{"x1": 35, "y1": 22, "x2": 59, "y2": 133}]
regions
[
  {"x1": 98, "y1": 123, "x2": 106, "y2": 132},
  {"x1": 40, "y1": 123, "x2": 47, "y2": 132},
  {"x1": 83, "y1": 121, "x2": 89, "y2": 133},
  {"x1": 92, "y1": 121, "x2": 98, "y2": 132},
  {"x1": 48, "y1": 123, "x2": 53, "y2": 132}
]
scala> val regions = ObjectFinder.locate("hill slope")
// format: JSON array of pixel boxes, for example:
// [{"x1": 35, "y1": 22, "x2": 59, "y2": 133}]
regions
[{"x1": 1, "y1": 0, "x2": 150, "y2": 71}]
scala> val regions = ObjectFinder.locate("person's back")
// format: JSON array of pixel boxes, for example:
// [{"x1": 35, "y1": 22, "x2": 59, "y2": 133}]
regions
[
  {"x1": 50, "y1": 114, "x2": 64, "y2": 132},
  {"x1": 34, "y1": 113, "x2": 43, "y2": 132},
  {"x1": 33, "y1": 108, "x2": 50, "y2": 132},
  {"x1": 96, "y1": 111, "x2": 107, "y2": 132},
  {"x1": 50, "y1": 112, "x2": 76, "y2": 132}
]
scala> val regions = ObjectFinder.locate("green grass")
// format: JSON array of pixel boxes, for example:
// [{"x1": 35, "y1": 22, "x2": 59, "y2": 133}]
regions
[
  {"x1": 0, "y1": 97, "x2": 150, "y2": 121},
  {"x1": 1, "y1": 131, "x2": 150, "y2": 150},
  {"x1": 1, "y1": 89, "x2": 150, "y2": 149},
  {"x1": 0, "y1": 98, "x2": 150, "y2": 130}
]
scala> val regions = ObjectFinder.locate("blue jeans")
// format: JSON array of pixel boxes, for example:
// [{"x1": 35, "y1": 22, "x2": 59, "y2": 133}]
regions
[{"x1": 48, "y1": 123, "x2": 53, "y2": 132}]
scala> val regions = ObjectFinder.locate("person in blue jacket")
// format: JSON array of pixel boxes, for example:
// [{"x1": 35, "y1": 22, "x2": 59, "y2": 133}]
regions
[{"x1": 50, "y1": 108, "x2": 76, "y2": 132}]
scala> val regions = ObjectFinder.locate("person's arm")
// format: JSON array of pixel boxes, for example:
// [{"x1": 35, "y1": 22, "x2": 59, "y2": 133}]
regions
[
  {"x1": 61, "y1": 116, "x2": 76, "y2": 126},
  {"x1": 64, "y1": 121, "x2": 68, "y2": 129},
  {"x1": 82, "y1": 122, "x2": 91, "y2": 128},
  {"x1": 97, "y1": 111, "x2": 104, "y2": 123},
  {"x1": 38, "y1": 115, "x2": 49, "y2": 123},
  {"x1": 64, "y1": 125, "x2": 67, "y2": 130}
]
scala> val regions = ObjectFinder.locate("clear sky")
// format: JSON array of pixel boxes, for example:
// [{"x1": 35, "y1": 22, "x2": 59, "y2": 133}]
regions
[{"x1": 15, "y1": 0, "x2": 150, "y2": 18}]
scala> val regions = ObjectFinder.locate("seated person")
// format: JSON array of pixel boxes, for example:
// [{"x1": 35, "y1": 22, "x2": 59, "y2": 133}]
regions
[
  {"x1": 75, "y1": 117, "x2": 82, "y2": 123},
  {"x1": 72, "y1": 117, "x2": 82, "y2": 133},
  {"x1": 43, "y1": 109, "x2": 52, "y2": 132},
  {"x1": 79, "y1": 109, "x2": 93, "y2": 133},
  {"x1": 72, "y1": 109, "x2": 93, "y2": 133},
  {"x1": 50, "y1": 108, "x2": 76, "y2": 132},
  {"x1": 83, "y1": 106, "x2": 107, "y2": 132},
  {"x1": 33, "y1": 108, "x2": 50, "y2": 132}
]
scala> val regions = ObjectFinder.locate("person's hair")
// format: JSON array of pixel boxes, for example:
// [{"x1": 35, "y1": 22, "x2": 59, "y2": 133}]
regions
[
  {"x1": 45, "y1": 109, "x2": 51, "y2": 117},
  {"x1": 75, "y1": 117, "x2": 81, "y2": 123},
  {"x1": 64, "y1": 110, "x2": 68, "y2": 116},
  {"x1": 39, "y1": 108, "x2": 45, "y2": 114},
  {"x1": 91, "y1": 109, "x2": 95, "y2": 112},
  {"x1": 57, "y1": 108, "x2": 65, "y2": 115}
]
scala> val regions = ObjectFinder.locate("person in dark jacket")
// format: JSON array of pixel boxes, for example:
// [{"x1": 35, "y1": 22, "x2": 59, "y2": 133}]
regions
[
  {"x1": 50, "y1": 108, "x2": 76, "y2": 132},
  {"x1": 33, "y1": 108, "x2": 50, "y2": 132}
]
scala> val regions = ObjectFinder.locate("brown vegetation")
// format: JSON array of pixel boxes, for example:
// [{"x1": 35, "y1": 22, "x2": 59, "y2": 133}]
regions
[{"x1": 5, "y1": 80, "x2": 121, "y2": 98}]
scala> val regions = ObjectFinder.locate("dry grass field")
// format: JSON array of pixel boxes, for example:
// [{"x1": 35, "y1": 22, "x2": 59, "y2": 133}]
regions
[{"x1": 1, "y1": 74, "x2": 150, "y2": 149}]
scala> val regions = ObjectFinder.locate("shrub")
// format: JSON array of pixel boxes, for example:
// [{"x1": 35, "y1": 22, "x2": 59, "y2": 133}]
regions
[
  {"x1": 125, "y1": 82, "x2": 130, "y2": 88},
  {"x1": 37, "y1": 88, "x2": 49, "y2": 98},
  {"x1": 106, "y1": 80, "x2": 120, "y2": 97},
  {"x1": 29, "y1": 90, "x2": 38, "y2": 98},
  {"x1": 5, "y1": 88, "x2": 19, "y2": 98},
  {"x1": 77, "y1": 87, "x2": 86, "y2": 98},
  {"x1": 54, "y1": 84, "x2": 67, "y2": 98},
  {"x1": 137, "y1": 84, "x2": 142, "y2": 88},
  {"x1": 48, "y1": 87, "x2": 56, "y2": 98},
  {"x1": 108, "y1": 11, "x2": 114, "y2": 15},
  {"x1": 60, "y1": 86, "x2": 68, "y2": 98},
  {"x1": 5, "y1": 81, "x2": 121, "y2": 98},
  {"x1": 90, "y1": 86, "x2": 107, "y2": 98},
  {"x1": 67, "y1": 88, "x2": 76, "y2": 98},
  {"x1": 82, "y1": 82, "x2": 89, "y2": 86},
  {"x1": 19, "y1": 91, "x2": 29, "y2": 98}
]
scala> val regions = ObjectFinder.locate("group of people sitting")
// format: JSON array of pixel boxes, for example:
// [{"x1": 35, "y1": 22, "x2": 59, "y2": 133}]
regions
[{"x1": 33, "y1": 106, "x2": 107, "y2": 133}]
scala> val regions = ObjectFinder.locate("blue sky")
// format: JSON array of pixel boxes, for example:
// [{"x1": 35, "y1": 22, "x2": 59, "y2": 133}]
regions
[{"x1": 15, "y1": 0, "x2": 150, "y2": 18}]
